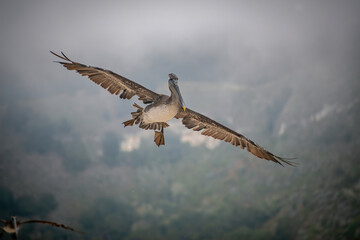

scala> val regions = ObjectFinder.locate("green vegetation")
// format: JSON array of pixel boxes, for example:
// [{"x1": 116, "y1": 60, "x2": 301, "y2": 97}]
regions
[
  {"x1": 80, "y1": 197, "x2": 135, "y2": 239},
  {"x1": 0, "y1": 186, "x2": 57, "y2": 218}
]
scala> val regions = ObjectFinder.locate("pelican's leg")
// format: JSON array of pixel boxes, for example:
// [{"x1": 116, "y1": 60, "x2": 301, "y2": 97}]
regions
[{"x1": 154, "y1": 123, "x2": 165, "y2": 146}]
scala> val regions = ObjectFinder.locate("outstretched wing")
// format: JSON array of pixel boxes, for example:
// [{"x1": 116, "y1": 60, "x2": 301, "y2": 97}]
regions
[
  {"x1": 20, "y1": 220, "x2": 83, "y2": 234},
  {"x1": 176, "y1": 108, "x2": 295, "y2": 166},
  {"x1": 50, "y1": 51, "x2": 160, "y2": 104}
]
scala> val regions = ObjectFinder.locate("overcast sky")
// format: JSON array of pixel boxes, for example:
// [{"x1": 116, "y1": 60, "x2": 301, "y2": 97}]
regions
[
  {"x1": 0, "y1": 0, "x2": 359, "y2": 150},
  {"x1": 1, "y1": 0, "x2": 358, "y2": 84}
]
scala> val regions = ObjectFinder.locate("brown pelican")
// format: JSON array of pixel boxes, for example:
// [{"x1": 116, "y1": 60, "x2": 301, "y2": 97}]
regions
[
  {"x1": 0, "y1": 216, "x2": 83, "y2": 239},
  {"x1": 51, "y1": 51, "x2": 295, "y2": 166}
]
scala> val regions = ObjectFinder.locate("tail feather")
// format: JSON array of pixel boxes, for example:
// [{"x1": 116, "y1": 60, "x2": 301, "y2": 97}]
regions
[
  {"x1": 123, "y1": 119, "x2": 135, "y2": 127},
  {"x1": 132, "y1": 103, "x2": 143, "y2": 111}
]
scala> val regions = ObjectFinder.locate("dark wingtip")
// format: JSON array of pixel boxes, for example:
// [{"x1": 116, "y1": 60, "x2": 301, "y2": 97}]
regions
[
  {"x1": 276, "y1": 156, "x2": 298, "y2": 167},
  {"x1": 50, "y1": 50, "x2": 72, "y2": 62},
  {"x1": 61, "y1": 51, "x2": 71, "y2": 61}
]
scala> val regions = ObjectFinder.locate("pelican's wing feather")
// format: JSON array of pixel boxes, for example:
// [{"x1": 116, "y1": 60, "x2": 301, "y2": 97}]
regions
[
  {"x1": 176, "y1": 108, "x2": 295, "y2": 166},
  {"x1": 21, "y1": 220, "x2": 83, "y2": 233},
  {"x1": 50, "y1": 51, "x2": 160, "y2": 104}
]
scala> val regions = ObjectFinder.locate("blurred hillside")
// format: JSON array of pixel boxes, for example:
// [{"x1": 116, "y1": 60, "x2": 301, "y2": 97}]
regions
[{"x1": 1, "y1": 69, "x2": 359, "y2": 239}]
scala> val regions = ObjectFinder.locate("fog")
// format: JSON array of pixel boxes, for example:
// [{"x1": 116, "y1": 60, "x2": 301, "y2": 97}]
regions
[{"x1": 1, "y1": 1, "x2": 359, "y2": 239}]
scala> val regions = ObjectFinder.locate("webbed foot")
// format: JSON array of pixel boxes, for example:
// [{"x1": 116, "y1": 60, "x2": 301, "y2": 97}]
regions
[{"x1": 154, "y1": 131, "x2": 165, "y2": 146}]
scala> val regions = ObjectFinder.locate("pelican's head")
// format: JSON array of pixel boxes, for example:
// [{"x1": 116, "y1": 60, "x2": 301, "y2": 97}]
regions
[
  {"x1": 168, "y1": 73, "x2": 186, "y2": 111},
  {"x1": 11, "y1": 216, "x2": 17, "y2": 227},
  {"x1": 168, "y1": 73, "x2": 178, "y2": 81}
]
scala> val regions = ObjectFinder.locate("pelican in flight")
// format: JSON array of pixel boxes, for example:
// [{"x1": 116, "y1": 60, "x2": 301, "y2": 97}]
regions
[
  {"x1": 51, "y1": 51, "x2": 294, "y2": 166},
  {"x1": 0, "y1": 216, "x2": 82, "y2": 239}
]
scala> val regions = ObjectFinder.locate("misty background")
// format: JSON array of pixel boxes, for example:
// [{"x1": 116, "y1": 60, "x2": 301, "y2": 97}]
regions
[{"x1": 0, "y1": 0, "x2": 359, "y2": 239}]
